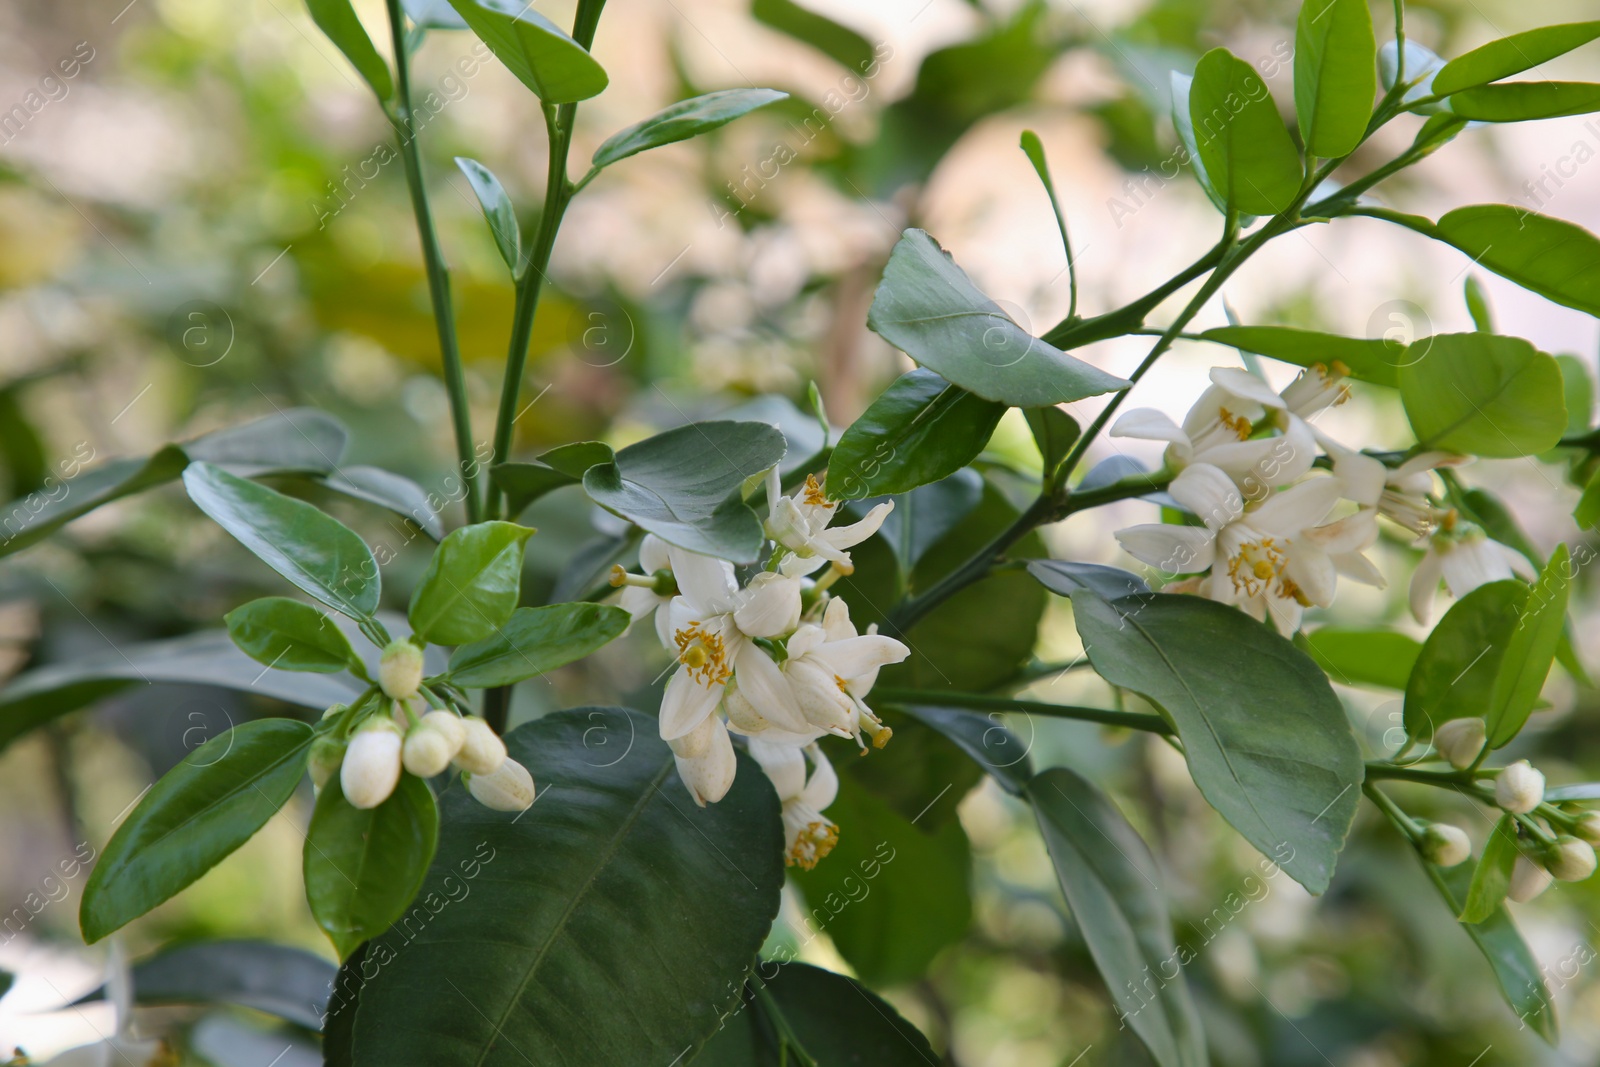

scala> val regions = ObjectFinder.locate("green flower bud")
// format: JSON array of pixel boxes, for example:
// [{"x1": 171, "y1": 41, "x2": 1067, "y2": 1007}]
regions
[
  {"x1": 1573, "y1": 811, "x2": 1600, "y2": 847},
  {"x1": 308, "y1": 735, "x2": 347, "y2": 790},
  {"x1": 1545, "y1": 836, "x2": 1598, "y2": 882},
  {"x1": 379, "y1": 639, "x2": 424, "y2": 701},
  {"x1": 1420, "y1": 823, "x2": 1471, "y2": 868}
]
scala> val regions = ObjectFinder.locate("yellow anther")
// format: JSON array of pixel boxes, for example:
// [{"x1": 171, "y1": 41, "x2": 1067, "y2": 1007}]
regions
[
  {"x1": 787, "y1": 821, "x2": 839, "y2": 869},
  {"x1": 608, "y1": 564, "x2": 628, "y2": 588},
  {"x1": 803, "y1": 474, "x2": 832, "y2": 508}
]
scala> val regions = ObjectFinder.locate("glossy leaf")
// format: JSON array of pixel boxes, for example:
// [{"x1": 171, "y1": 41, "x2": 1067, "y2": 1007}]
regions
[
  {"x1": 1170, "y1": 72, "x2": 1227, "y2": 213},
  {"x1": 1294, "y1": 0, "x2": 1377, "y2": 157},
  {"x1": 1424, "y1": 206, "x2": 1600, "y2": 319},
  {"x1": 446, "y1": 603, "x2": 630, "y2": 688},
  {"x1": 867, "y1": 229, "x2": 1130, "y2": 407},
  {"x1": 539, "y1": 440, "x2": 615, "y2": 478},
  {"x1": 1485, "y1": 545, "x2": 1570, "y2": 747},
  {"x1": 454, "y1": 157, "x2": 521, "y2": 273},
  {"x1": 1450, "y1": 81, "x2": 1600, "y2": 121},
  {"x1": 898, "y1": 704, "x2": 1034, "y2": 795},
  {"x1": 1073, "y1": 592, "x2": 1363, "y2": 894},
  {"x1": 186, "y1": 408, "x2": 350, "y2": 476},
  {"x1": 872, "y1": 469, "x2": 984, "y2": 574},
  {"x1": 1028, "y1": 558, "x2": 1151, "y2": 600},
  {"x1": 492, "y1": 461, "x2": 578, "y2": 516},
  {"x1": 305, "y1": 0, "x2": 393, "y2": 101},
  {"x1": 0, "y1": 445, "x2": 188, "y2": 559},
  {"x1": 1432, "y1": 20, "x2": 1600, "y2": 96},
  {"x1": 225, "y1": 597, "x2": 359, "y2": 673},
  {"x1": 305, "y1": 773, "x2": 439, "y2": 960},
  {"x1": 1460, "y1": 814, "x2": 1518, "y2": 924},
  {"x1": 1029, "y1": 767, "x2": 1208, "y2": 1067},
  {"x1": 408, "y1": 521, "x2": 533, "y2": 646},
  {"x1": 1432, "y1": 861, "x2": 1557, "y2": 1043},
  {"x1": 1024, "y1": 405, "x2": 1080, "y2": 477},
  {"x1": 1300, "y1": 628, "x2": 1421, "y2": 690},
  {"x1": 1557, "y1": 353, "x2": 1594, "y2": 435},
  {"x1": 80, "y1": 719, "x2": 316, "y2": 942},
  {"x1": 184, "y1": 462, "x2": 381, "y2": 619},
  {"x1": 1400, "y1": 334, "x2": 1566, "y2": 457},
  {"x1": 1201, "y1": 325, "x2": 1404, "y2": 387},
  {"x1": 592, "y1": 89, "x2": 788, "y2": 169},
  {"x1": 827, "y1": 368, "x2": 1006, "y2": 499},
  {"x1": 1189, "y1": 48, "x2": 1303, "y2": 215},
  {"x1": 329, "y1": 708, "x2": 784, "y2": 1064},
  {"x1": 750, "y1": 0, "x2": 874, "y2": 72},
  {"x1": 444, "y1": 0, "x2": 607, "y2": 103},
  {"x1": 1403, "y1": 580, "x2": 1524, "y2": 741},
  {"x1": 583, "y1": 420, "x2": 786, "y2": 562},
  {"x1": 841, "y1": 709, "x2": 984, "y2": 826},
  {"x1": 322, "y1": 465, "x2": 443, "y2": 541}
]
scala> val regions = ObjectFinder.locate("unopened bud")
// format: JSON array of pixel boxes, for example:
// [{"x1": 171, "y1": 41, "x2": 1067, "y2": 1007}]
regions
[
  {"x1": 1573, "y1": 811, "x2": 1600, "y2": 847},
  {"x1": 453, "y1": 715, "x2": 507, "y2": 775},
  {"x1": 1420, "y1": 823, "x2": 1471, "y2": 868},
  {"x1": 321, "y1": 702, "x2": 348, "y2": 722},
  {"x1": 403, "y1": 711, "x2": 467, "y2": 777},
  {"x1": 1432, "y1": 718, "x2": 1486, "y2": 770},
  {"x1": 379, "y1": 639, "x2": 424, "y2": 700},
  {"x1": 467, "y1": 757, "x2": 536, "y2": 811},
  {"x1": 341, "y1": 718, "x2": 403, "y2": 809},
  {"x1": 1495, "y1": 760, "x2": 1545, "y2": 814},
  {"x1": 1545, "y1": 836, "x2": 1598, "y2": 882},
  {"x1": 1508, "y1": 853, "x2": 1554, "y2": 902},
  {"x1": 308, "y1": 735, "x2": 347, "y2": 790}
]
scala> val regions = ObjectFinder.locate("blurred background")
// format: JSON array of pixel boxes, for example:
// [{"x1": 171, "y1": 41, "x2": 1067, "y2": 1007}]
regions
[{"x1": 1, "y1": 0, "x2": 1599, "y2": 1062}]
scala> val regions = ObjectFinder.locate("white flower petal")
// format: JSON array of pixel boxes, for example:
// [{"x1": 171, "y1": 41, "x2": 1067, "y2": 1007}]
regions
[
  {"x1": 808, "y1": 634, "x2": 910, "y2": 680},
  {"x1": 734, "y1": 572, "x2": 802, "y2": 638},
  {"x1": 1409, "y1": 545, "x2": 1445, "y2": 623},
  {"x1": 1169, "y1": 463, "x2": 1244, "y2": 530},
  {"x1": 667, "y1": 545, "x2": 739, "y2": 615},
  {"x1": 821, "y1": 501, "x2": 894, "y2": 554},
  {"x1": 1116, "y1": 524, "x2": 1217, "y2": 574},
  {"x1": 639, "y1": 534, "x2": 671, "y2": 574},
  {"x1": 674, "y1": 717, "x2": 736, "y2": 806},
  {"x1": 1110, "y1": 408, "x2": 1189, "y2": 445},
  {"x1": 1248, "y1": 476, "x2": 1342, "y2": 536},
  {"x1": 659, "y1": 668, "x2": 723, "y2": 740},
  {"x1": 1211, "y1": 366, "x2": 1287, "y2": 409},
  {"x1": 747, "y1": 737, "x2": 807, "y2": 800},
  {"x1": 821, "y1": 596, "x2": 857, "y2": 642},
  {"x1": 787, "y1": 623, "x2": 829, "y2": 660},
  {"x1": 1285, "y1": 545, "x2": 1338, "y2": 607},
  {"x1": 800, "y1": 746, "x2": 838, "y2": 811},
  {"x1": 735, "y1": 641, "x2": 809, "y2": 733},
  {"x1": 1333, "y1": 551, "x2": 1387, "y2": 588}
]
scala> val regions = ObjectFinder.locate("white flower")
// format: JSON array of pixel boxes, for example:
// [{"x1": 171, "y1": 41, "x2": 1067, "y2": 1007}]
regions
[
  {"x1": 671, "y1": 713, "x2": 738, "y2": 806},
  {"x1": 453, "y1": 715, "x2": 507, "y2": 776},
  {"x1": 1421, "y1": 823, "x2": 1471, "y2": 867},
  {"x1": 1495, "y1": 760, "x2": 1545, "y2": 814},
  {"x1": 1432, "y1": 717, "x2": 1486, "y2": 770},
  {"x1": 1409, "y1": 522, "x2": 1532, "y2": 624},
  {"x1": 1547, "y1": 837, "x2": 1597, "y2": 882},
  {"x1": 733, "y1": 571, "x2": 803, "y2": 638},
  {"x1": 403, "y1": 710, "x2": 466, "y2": 778},
  {"x1": 765, "y1": 469, "x2": 893, "y2": 576},
  {"x1": 379, "y1": 639, "x2": 424, "y2": 701},
  {"x1": 1322, "y1": 443, "x2": 1463, "y2": 534},
  {"x1": 1279, "y1": 361, "x2": 1353, "y2": 419},
  {"x1": 1575, "y1": 812, "x2": 1600, "y2": 847},
  {"x1": 1379, "y1": 39, "x2": 1449, "y2": 113},
  {"x1": 468, "y1": 757, "x2": 536, "y2": 811},
  {"x1": 342, "y1": 718, "x2": 403, "y2": 809},
  {"x1": 610, "y1": 534, "x2": 677, "y2": 647},
  {"x1": 748, "y1": 738, "x2": 840, "y2": 869}
]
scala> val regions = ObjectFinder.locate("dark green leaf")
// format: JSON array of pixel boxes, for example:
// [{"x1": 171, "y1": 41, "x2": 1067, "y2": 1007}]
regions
[
  {"x1": 185, "y1": 408, "x2": 350, "y2": 476},
  {"x1": 1450, "y1": 81, "x2": 1600, "y2": 121},
  {"x1": 305, "y1": 0, "x2": 393, "y2": 100},
  {"x1": 445, "y1": 0, "x2": 607, "y2": 102},
  {"x1": 1073, "y1": 592, "x2": 1363, "y2": 894},
  {"x1": 873, "y1": 470, "x2": 984, "y2": 575},
  {"x1": 1400, "y1": 334, "x2": 1566, "y2": 457},
  {"x1": 1200, "y1": 325, "x2": 1404, "y2": 387},
  {"x1": 408, "y1": 521, "x2": 533, "y2": 646},
  {"x1": 1028, "y1": 558, "x2": 1150, "y2": 600},
  {"x1": 1299, "y1": 627, "x2": 1421, "y2": 690},
  {"x1": 80, "y1": 719, "x2": 316, "y2": 942},
  {"x1": 184, "y1": 461, "x2": 381, "y2": 619},
  {"x1": 1432, "y1": 860, "x2": 1558, "y2": 1042},
  {"x1": 750, "y1": 0, "x2": 874, "y2": 72},
  {"x1": 831, "y1": 710, "x2": 982, "y2": 829},
  {"x1": 898, "y1": 704, "x2": 1033, "y2": 795},
  {"x1": 492, "y1": 461, "x2": 577, "y2": 517},
  {"x1": 1460, "y1": 814, "x2": 1518, "y2": 923},
  {"x1": 592, "y1": 89, "x2": 788, "y2": 169},
  {"x1": 321, "y1": 465, "x2": 444, "y2": 542},
  {"x1": 446, "y1": 603, "x2": 630, "y2": 687},
  {"x1": 1432, "y1": 20, "x2": 1600, "y2": 96},
  {"x1": 538, "y1": 440, "x2": 614, "y2": 479},
  {"x1": 1294, "y1": 0, "x2": 1377, "y2": 157},
  {"x1": 1028, "y1": 767, "x2": 1207, "y2": 1067},
  {"x1": 225, "y1": 596, "x2": 359, "y2": 673},
  {"x1": 0, "y1": 446, "x2": 188, "y2": 559},
  {"x1": 454, "y1": 157, "x2": 520, "y2": 273},
  {"x1": 583, "y1": 420, "x2": 786, "y2": 562},
  {"x1": 1189, "y1": 48, "x2": 1303, "y2": 215},
  {"x1": 331, "y1": 708, "x2": 784, "y2": 1064},
  {"x1": 1485, "y1": 545, "x2": 1569, "y2": 747},
  {"x1": 305, "y1": 773, "x2": 439, "y2": 959},
  {"x1": 867, "y1": 230, "x2": 1131, "y2": 407},
  {"x1": 1023, "y1": 405, "x2": 1080, "y2": 478},
  {"x1": 828, "y1": 368, "x2": 1006, "y2": 499},
  {"x1": 1403, "y1": 580, "x2": 1524, "y2": 741}
]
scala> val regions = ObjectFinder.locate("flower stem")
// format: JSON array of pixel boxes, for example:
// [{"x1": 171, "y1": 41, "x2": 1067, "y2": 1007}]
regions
[{"x1": 872, "y1": 687, "x2": 1173, "y2": 735}]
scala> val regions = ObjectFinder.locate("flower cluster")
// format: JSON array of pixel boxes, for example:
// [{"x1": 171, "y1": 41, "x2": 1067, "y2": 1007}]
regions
[
  {"x1": 1112, "y1": 362, "x2": 1528, "y2": 631},
  {"x1": 612, "y1": 471, "x2": 909, "y2": 868}
]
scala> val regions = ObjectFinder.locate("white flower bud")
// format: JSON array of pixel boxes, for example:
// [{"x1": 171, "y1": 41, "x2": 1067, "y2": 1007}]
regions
[
  {"x1": 1432, "y1": 718, "x2": 1486, "y2": 770},
  {"x1": 467, "y1": 757, "x2": 536, "y2": 812},
  {"x1": 308, "y1": 735, "x2": 347, "y2": 790},
  {"x1": 379, "y1": 639, "x2": 425, "y2": 700},
  {"x1": 1495, "y1": 760, "x2": 1545, "y2": 814},
  {"x1": 403, "y1": 711, "x2": 467, "y2": 778},
  {"x1": 1420, "y1": 823, "x2": 1471, "y2": 868},
  {"x1": 1546, "y1": 837, "x2": 1598, "y2": 882},
  {"x1": 1508, "y1": 853, "x2": 1554, "y2": 903},
  {"x1": 453, "y1": 715, "x2": 507, "y2": 775},
  {"x1": 732, "y1": 572, "x2": 802, "y2": 638},
  {"x1": 1573, "y1": 811, "x2": 1600, "y2": 847},
  {"x1": 341, "y1": 718, "x2": 403, "y2": 809}
]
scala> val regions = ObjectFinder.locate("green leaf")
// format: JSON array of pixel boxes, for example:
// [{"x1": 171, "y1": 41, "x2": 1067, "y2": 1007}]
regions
[
  {"x1": 1432, "y1": 21, "x2": 1600, "y2": 96},
  {"x1": 842, "y1": 708, "x2": 985, "y2": 823},
  {"x1": 1403, "y1": 580, "x2": 1524, "y2": 741},
  {"x1": 1400, "y1": 334, "x2": 1566, "y2": 457},
  {"x1": 1189, "y1": 48, "x2": 1303, "y2": 216},
  {"x1": 1464, "y1": 275, "x2": 1495, "y2": 332},
  {"x1": 873, "y1": 470, "x2": 984, "y2": 575},
  {"x1": 1294, "y1": 0, "x2": 1377, "y2": 158},
  {"x1": 1073, "y1": 592, "x2": 1364, "y2": 894},
  {"x1": 322, "y1": 465, "x2": 443, "y2": 541},
  {"x1": 1460, "y1": 814, "x2": 1518, "y2": 924},
  {"x1": 1557, "y1": 353, "x2": 1594, "y2": 435},
  {"x1": 305, "y1": 773, "x2": 439, "y2": 959},
  {"x1": 408, "y1": 521, "x2": 533, "y2": 646},
  {"x1": 305, "y1": 0, "x2": 393, "y2": 101},
  {"x1": 446, "y1": 603, "x2": 630, "y2": 688},
  {"x1": 1485, "y1": 545, "x2": 1570, "y2": 747},
  {"x1": 898, "y1": 704, "x2": 1034, "y2": 795},
  {"x1": 1028, "y1": 767, "x2": 1208, "y2": 1067},
  {"x1": 184, "y1": 462, "x2": 381, "y2": 619},
  {"x1": 225, "y1": 597, "x2": 359, "y2": 673},
  {"x1": 0, "y1": 445, "x2": 189, "y2": 559},
  {"x1": 827, "y1": 368, "x2": 1006, "y2": 500},
  {"x1": 1450, "y1": 81, "x2": 1600, "y2": 121},
  {"x1": 1028, "y1": 558, "x2": 1150, "y2": 600},
  {"x1": 1299, "y1": 627, "x2": 1421, "y2": 690},
  {"x1": 1200, "y1": 325, "x2": 1404, "y2": 387},
  {"x1": 583, "y1": 420, "x2": 786, "y2": 562},
  {"x1": 1170, "y1": 72, "x2": 1227, "y2": 213},
  {"x1": 698, "y1": 963, "x2": 935, "y2": 1067},
  {"x1": 454, "y1": 157, "x2": 520, "y2": 274},
  {"x1": 592, "y1": 89, "x2": 788, "y2": 170},
  {"x1": 1432, "y1": 861, "x2": 1558, "y2": 1043},
  {"x1": 791, "y1": 771, "x2": 971, "y2": 986},
  {"x1": 867, "y1": 229, "x2": 1131, "y2": 407},
  {"x1": 445, "y1": 0, "x2": 607, "y2": 102},
  {"x1": 1578, "y1": 467, "x2": 1600, "y2": 529},
  {"x1": 1023, "y1": 405, "x2": 1080, "y2": 478},
  {"x1": 329, "y1": 708, "x2": 784, "y2": 1063},
  {"x1": 80, "y1": 719, "x2": 316, "y2": 942},
  {"x1": 750, "y1": 0, "x2": 874, "y2": 72},
  {"x1": 185, "y1": 408, "x2": 350, "y2": 476},
  {"x1": 538, "y1": 440, "x2": 615, "y2": 478},
  {"x1": 402, "y1": 0, "x2": 467, "y2": 29},
  {"x1": 1433, "y1": 206, "x2": 1600, "y2": 319},
  {"x1": 492, "y1": 461, "x2": 578, "y2": 516},
  {"x1": 1545, "y1": 783, "x2": 1600, "y2": 802}
]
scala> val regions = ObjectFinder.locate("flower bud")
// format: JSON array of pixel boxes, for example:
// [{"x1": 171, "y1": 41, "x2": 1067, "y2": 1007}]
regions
[
  {"x1": 1432, "y1": 718, "x2": 1485, "y2": 770},
  {"x1": 1508, "y1": 853, "x2": 1554, "y2": 903},
  {"x1": 379, "y1": 639, "x2": 424, "y2": 701},
  {"x1": 467, "y1": 757, "x2": 536, "y2": 812},
  {"x1": 1573, "y1": 811, "x2": 1600, "y2": 847},
  {"x1": 403, "y1": 711, "x2": 466, "y2": 778},
  {"x1": 308, "y1": 735, "x2": 347, "y2": 790},
  {"x1": 1495, "y1": 760, "x2": 1545, "y2": 814},
  {"x1": 1420, "y1": 823, "x2": 1471, "y2": 868},
  {"x1": 321, "y1": 702, "x2": 348, "y2": 722},
  {"x1": 453, "y1": 715, "x2": 507, "y2": 775},
  {"x1": 1545, "y1": 836, "x2": 1598, "y2": 882},
  {"x1": 341, "y1": 718, "x2": 403, "y2": 809}
]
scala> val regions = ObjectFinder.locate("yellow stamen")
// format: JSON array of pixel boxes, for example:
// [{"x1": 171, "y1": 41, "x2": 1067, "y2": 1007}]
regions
[
  {"x1": 1278, "y1": 577, "x2": 1312, "y2": 607},
  {"x1": 673, "y1": 622, "x2": 731, "y2": 685},
  {"x1": 1219, "y1": 408, "x2": 1252, "y2": 441},
  {"x1": 1227, "y1": 538, "x2": 1284, "y2": 598},
  {"x1": 787, "y1": 821, "x2": 839, "y2": 869},
  {"x1": 608, "y1": 564, "x2": 628, "y2": 588},
  {"x1": 803, "y1": 474, "x2": 832, "y2": 508}
]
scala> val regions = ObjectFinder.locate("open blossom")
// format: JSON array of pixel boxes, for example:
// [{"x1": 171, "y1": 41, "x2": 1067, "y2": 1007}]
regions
[
  {"x1": 766, "y1": 469, "x2": 892, "y2": 576},
  {"x1": 747, "y1": 738, "x2": 840, "y2": 869},
  {"x1": 1409, "y1": 519, "x2": 1533, "y2": 623},
  {"x1": 610, "y1": 534, "x2": 677, "y2": 646}
]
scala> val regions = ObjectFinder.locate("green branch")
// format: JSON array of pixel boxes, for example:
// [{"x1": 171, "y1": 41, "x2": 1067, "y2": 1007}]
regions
[{"x1": 872, "y1": 687, "x2": 1173, "y2": 735}]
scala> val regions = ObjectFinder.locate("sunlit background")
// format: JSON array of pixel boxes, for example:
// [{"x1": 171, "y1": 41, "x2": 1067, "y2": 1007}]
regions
[{"x1": 2, "y1": 0, "x2": 1599, "y2": 1062}]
